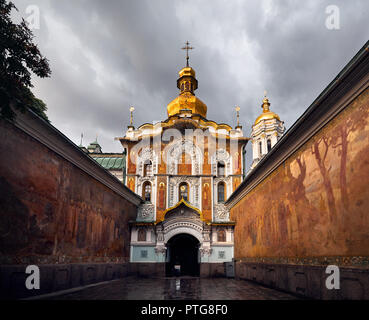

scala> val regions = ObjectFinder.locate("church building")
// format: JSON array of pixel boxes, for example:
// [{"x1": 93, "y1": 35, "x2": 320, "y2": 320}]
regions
[{"x1": 84, "y1": 46, "x2": 285, "y2": 276}]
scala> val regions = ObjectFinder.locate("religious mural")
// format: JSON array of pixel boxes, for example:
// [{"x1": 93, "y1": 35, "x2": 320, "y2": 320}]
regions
[{"x1": 231, "y1": 87, "x2": 369, "y2": 264}]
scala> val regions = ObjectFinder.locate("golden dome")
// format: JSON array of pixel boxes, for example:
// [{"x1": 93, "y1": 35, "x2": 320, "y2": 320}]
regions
[
  {"x1": 254, "y1": 96, "x2": 280, "y2": 125},
  {"x1": 167, "y1": 66, "x2": 208, "y2": 118},
  {"x1": 167, "y1": 92, "x2": 207, "y2": 118}
]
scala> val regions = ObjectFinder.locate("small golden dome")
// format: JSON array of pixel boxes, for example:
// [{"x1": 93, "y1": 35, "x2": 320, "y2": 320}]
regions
[
  {"x1": 167, "y1": 66, "x2": 207, "y2": 118},
  {"x1": 254, "y1": 96, "x2": 280, "y2": 125}
]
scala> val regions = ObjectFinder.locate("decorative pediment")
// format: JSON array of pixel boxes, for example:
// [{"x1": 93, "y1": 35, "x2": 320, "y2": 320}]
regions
[{"x1": 160, "y1": 198, "x2": 204, "y2": 222}]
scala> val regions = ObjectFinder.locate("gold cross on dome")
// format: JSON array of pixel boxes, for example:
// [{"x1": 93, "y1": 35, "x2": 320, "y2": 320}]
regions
[
  {"x1": 235, "y1": 106, "x2": 240, "y2": 127},
  {"x1": 181, "y1": 41, "x2": 194, "y2": 67},
  {"x1": 129, "y1": 106, "x2": 135, "y2": 126}
]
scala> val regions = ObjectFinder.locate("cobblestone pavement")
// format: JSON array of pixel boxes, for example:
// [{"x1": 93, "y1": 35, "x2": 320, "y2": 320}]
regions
[{"x1": 47, "y1": 277, "x2": 300, "y2": 300}]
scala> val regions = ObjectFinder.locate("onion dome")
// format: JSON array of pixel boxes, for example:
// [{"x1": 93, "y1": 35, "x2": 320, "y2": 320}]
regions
[
  {"x1": 254, "y1": 95, "x2": 280, "y2": 125},
  {"x1": 167, "y1": 66, "x2": 208, "y2": 118}
]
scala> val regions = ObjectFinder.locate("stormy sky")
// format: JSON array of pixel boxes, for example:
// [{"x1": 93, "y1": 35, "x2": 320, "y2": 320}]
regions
[{"x1": 11, "y1": 0, "x2": 369, "y2": 170}]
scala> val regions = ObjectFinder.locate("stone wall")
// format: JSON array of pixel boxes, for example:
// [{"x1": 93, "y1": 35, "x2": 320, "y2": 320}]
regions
[
  {"x1": 227, "y1": 43, "x2": 369, "y2": 299},
  {"x1": 0, "y1": 109, "x2": 141, "y2": 299}
]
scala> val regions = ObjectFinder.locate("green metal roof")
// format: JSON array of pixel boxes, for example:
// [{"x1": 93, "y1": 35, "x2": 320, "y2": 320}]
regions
[{"x1": 93, "y1": 156, "x2": 124, "y2": 170}]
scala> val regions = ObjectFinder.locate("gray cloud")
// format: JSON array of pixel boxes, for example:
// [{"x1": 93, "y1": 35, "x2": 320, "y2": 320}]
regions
[{"x1": 11, "y1": 0, "x2": 369, "y2": 169}]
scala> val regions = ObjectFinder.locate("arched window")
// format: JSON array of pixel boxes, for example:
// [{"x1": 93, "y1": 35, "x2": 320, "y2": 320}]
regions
[
  {"x1": 267, "y1": 139, "x2": 272, "y2": 152},
  {"x1": 138, "y1": 228, "x2": 146, "y2": 242},
  {"x1": 143, "y1": 160, "x2": 152, "y2": 177},
  {"x1": 142, "y1": 181, "x2": 151, "y2": 202},
  {"x1": 217, "y1": 229, "x2": 226, "y2": 242},
  {"x1": 218, "y1": 182, "x2": 225, "y2": 203},
  {"x1": 179, "y1": 182, "x2": 189, "y2": 201},
  {"x1": 217, "y1": 161, "x2": 225, "y2": 177},
  {"x1": 259, "y1": 141, "x2": 262, "y2": 156},
  {"x1": 181, "y1": 83, "x2": 184, "y2": 91}
]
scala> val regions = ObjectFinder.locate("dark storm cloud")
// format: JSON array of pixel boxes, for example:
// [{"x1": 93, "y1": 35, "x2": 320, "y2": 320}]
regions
[{"x1": 11, "y1": 0, "x2": 369, "y2": 169}]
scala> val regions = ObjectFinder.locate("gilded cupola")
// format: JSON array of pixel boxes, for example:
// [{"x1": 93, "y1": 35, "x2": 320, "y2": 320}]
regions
[
  {"x1": 167, "y1": 42, "x2": 208, "y2": 119},
  {"x1": 167, "y1": 66, "x2": 208, "y2": 119},
  {"x1": 254, "y1": 95, "x2": 280, "y2": 125}
]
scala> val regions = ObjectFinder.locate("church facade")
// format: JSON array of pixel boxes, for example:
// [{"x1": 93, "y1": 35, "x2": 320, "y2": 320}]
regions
[
  {"x1": 116, "y1": 59, "x2": 284, "y2": 276},
  {"x1": 84, "y1": 52, "x2": 284, "y2": 276}
]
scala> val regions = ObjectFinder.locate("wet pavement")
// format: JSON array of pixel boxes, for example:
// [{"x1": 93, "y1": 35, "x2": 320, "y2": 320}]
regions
[{"x1": 47, "y1": 277, "x2": 300, "y2": 300}]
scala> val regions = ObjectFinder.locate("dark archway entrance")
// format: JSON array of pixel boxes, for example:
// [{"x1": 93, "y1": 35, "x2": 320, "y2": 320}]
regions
[{"x1": 166, "y1": 233, "x2": 200, "y2": 277}]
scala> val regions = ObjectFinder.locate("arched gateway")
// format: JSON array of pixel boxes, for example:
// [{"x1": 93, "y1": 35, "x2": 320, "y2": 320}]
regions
[
  {"x1": 160, "y1": 201, "x2": 204, "y2": 277},
  {"x1": 129, "y1": 199, "x2": 235, "y2": 277},
  {"x1": 166, "y1": 233, "x2": 200, "y2": 276}
]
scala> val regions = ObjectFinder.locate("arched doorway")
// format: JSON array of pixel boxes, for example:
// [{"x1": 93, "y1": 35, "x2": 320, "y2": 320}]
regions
[{"x1": 166, "y1": 233, "x2": 200, "y2": 277}]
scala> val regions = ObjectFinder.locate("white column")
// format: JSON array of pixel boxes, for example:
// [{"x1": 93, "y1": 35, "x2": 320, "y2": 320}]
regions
[
  {"x1": 252, "y1": 139, "x2": 258, "y2": 160},
  {"x1": 131, "y1": 227, "x2": 138, "y2": 242},
  {"x1": 147, "y1": 228, "x2": 152, "y2": 242},
  {"x1": 262, "y1": 136, "x2": 268, "y2": 155},
  {"x1": 271, "y1": 133, "x2": 278, "y2": 147},
  {"x1": 226, "y1": 229, "x2": 232, "y2": 243}
]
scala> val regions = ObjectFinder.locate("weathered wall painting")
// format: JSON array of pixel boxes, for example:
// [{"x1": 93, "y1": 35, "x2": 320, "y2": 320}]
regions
[{"x1": 231, "y1": 87, "x2": 369, "y2": 262}]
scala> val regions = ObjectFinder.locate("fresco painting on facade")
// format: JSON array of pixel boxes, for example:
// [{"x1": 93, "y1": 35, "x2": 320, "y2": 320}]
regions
[
  {"x1": 0, "y1": 112, "x2": 141, "y2": 268},
  {"x1": 128, "y1": 177, "x2": 135, "y2": 193},
  {"x1": 230, "y1": 78, "x2": 369, "y2": 262},
  {"x1": 158, "y1": 181, "x2": 166, "y2": 211}
]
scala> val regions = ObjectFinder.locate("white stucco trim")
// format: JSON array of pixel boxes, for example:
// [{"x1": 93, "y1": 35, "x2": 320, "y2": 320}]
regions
[{"x1": 164, "y1": 226, "x2": 203, "y2": 244}]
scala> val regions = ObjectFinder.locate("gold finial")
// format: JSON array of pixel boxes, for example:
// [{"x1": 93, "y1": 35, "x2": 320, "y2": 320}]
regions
[
  {"x1": 262, "y1": 91, "x2": 270, "y2": 112},
  {"x1": 129, "y1": 106, "x2": 135, "y2": 126},
  {"x1": 254, "y1": 90, "x2": 280, "y2": 125},
  {"x1": 235, "y1": 106, "x2": 241, "y2": 127},
  {"x1": 181, "y1": 41, "x2": 194, "y2": 67}
]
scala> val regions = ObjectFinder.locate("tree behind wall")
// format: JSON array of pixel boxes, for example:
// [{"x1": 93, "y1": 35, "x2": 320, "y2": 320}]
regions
[{"x1": 0, "y1": 0, "x2": 51, "y2": 121}]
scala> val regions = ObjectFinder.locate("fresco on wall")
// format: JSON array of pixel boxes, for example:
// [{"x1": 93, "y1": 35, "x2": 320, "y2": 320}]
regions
[
  {"x1": 0, "y1": 122, "x2": 136, "y2": 264},
  {"x1": 231, "y1": 87, "x2": 369, "y2": 262},
  {"x1": 202, "y1": 179, "x2": 212, "y2": 221},
  {"x1": 128, "y1": 177, "x2": 135, "y2": 193}
]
